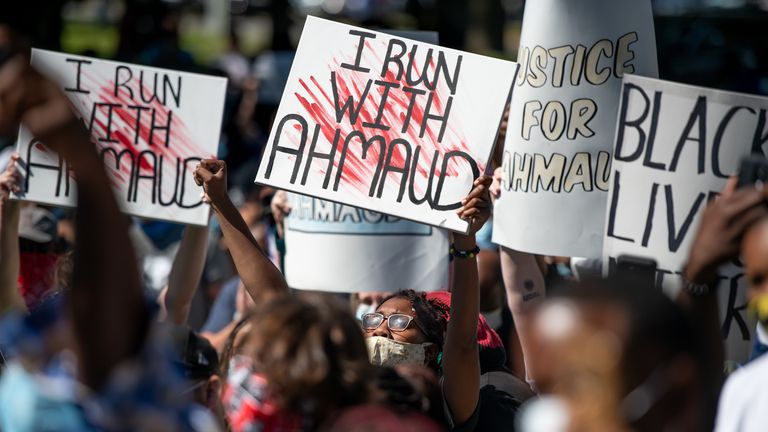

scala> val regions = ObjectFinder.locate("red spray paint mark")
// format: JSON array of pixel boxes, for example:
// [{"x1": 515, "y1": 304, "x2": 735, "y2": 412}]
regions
[
  {"x1": 290, "y1": 39, "x2": 481, "y2": 197},
  {"x1": 49, "y1": 69, "x2": 214, "y2": 202}
]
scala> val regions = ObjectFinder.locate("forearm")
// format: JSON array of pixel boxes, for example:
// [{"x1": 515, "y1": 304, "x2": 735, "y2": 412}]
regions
[
  {"x1": 443, "y1": 233, "x2": 481, "y2": 425},
  {"x1": 501, "y1": 247, "x2": 545, "y2": 314},
  {"x1": 679, "y1": 268, "x2": 724, "y2": 431},
  {"x1": 210, "y1": 195, "x2": 287, "y2": 305},
  {"x1": 0, "y1": 200, "x2": 23, "y2": 313},
  {"x1": 56, "y1": 125, "x2": 146, "y2": 390},
  {"x1": 165, "y1": 224, "x2": 210, "y2": 325},
  {"x1": 500, "y1": 247, "x2": 545, "y2": 384}
]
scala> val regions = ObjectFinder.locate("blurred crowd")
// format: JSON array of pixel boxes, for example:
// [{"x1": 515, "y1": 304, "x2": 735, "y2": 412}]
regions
[{"x1": 1, "y1": 1, "x2": 768, "y2": 432}]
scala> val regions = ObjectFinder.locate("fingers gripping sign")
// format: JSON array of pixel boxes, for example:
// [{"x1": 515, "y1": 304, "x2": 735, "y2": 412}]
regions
[{"x1": 456, "y1": 175, "x2": 493, "y2": 236}]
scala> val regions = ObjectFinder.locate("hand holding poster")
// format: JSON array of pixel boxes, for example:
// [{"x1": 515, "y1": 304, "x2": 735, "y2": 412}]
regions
[
  {"x1": 493, "y1": 0, "x2": 658, "y2": 257},
  {"x1": 13, "y1": 49, "x2": 226, "y2": 226},
  {"x1": 603, "y1": 74, "x2": 768, "y2": 360},
  {"x1": 254, "y1": 16, "x2": 518, "y2": 233},
  {"x1": 284, "y1": 193, "x2": 448, "y2": 292}
]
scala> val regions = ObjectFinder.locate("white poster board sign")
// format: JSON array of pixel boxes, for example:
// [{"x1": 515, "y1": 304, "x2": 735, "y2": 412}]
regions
[
  {"x1": 284, "y1": 194, "x2": 449, "y2": 292},
  {"x1": 254, "y1": 16, "x2": 518, "y2": 233},
  {"x1": 493, "y1": 0, "x2": 658, "y2": 257},
  {"x1": 13, "y1": 49, "x2": 226, "y2": 226},
  {"x1": 603, "y1": 75, "x2": 766, "y2": 361}
]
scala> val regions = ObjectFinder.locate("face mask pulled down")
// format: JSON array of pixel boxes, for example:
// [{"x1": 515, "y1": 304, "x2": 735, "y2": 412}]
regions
[{"x1": 366, "y1": 336, "x2": 432, "y2": 368}]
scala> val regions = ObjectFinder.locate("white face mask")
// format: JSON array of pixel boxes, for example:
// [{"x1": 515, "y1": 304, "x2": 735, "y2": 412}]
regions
[{"x1": 366, "y1": 336, "x2": 431, "y2": 367}]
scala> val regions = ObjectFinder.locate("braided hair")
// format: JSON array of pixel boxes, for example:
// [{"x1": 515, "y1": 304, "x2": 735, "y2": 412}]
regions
[{"x1": 379, "y1": 289, "x2": 450, "y2": 350}]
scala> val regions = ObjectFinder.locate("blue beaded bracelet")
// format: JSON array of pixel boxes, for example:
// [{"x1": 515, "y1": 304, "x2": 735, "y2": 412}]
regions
[{"x1": 450, "y1": 244, "x2": 480, "y2": 259}]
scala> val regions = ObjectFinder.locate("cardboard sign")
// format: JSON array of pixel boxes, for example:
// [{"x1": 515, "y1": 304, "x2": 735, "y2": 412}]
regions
[
  {"x1": 603, "y1": 75, "x2": 768, "y2": 361},
  {"x1": 13, "y1": 49, "x2": 226, "y2": 226},
  {"x1": 254, "y1": 16, "x2": 518, "y2": 233},
  {"x1": 284, "y1": 193, "x2": 449, "y2": 292},
  {"x1": 493, "y1": 0, "x2": 658, "y2": 257}
]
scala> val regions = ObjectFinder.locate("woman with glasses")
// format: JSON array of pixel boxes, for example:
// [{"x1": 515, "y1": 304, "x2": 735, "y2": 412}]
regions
[
  {"x1": 195, "y1": 159, "x2": 493, "y2": 431},
  {"x1": 361, "y1": 176, "x2": 493, "y2": 431}
]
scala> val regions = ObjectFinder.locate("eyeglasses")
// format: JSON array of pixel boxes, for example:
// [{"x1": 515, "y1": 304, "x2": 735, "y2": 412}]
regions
[{"x1": 362, "y1": 312, "x2": 422, "y2": 333}]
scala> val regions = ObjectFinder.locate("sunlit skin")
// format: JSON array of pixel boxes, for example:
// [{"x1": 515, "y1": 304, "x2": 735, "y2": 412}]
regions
[{"x1": 742, "y1": 218, "x2": 768, "y2": 301}]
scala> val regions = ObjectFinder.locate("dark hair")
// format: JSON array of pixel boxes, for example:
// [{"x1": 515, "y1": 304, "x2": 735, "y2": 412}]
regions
[
  {"x1": 231, "y1": 294, "x2": 371, "y2": 426},
  {"x1": 549, "y1": 276, "x2": 699, "y2": 390},
  {"x1": 379, "y1": 290, "x2": 450, "y2": 350}
]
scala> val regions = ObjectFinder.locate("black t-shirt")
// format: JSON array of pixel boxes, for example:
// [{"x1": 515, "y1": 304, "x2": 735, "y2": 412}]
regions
[{"x1": 447, "y1": 370, "x2": 535, "y2": 432}]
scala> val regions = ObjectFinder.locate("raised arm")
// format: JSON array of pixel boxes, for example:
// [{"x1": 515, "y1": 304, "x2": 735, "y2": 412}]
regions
[
  {"x1": 0, "y1": 154, "x2": 24, "y2": 313},
  {"x1": 194, "y1": 159, "x2": 288, "y2": 305},
  {"x1": 491, "y1": 166, "x2": 545, "y2": 385},
  {"x1": 682, "y1": 179, "x2": 768, "y2": 430},
  {"x1": 442, "y1": 175, "x2": 492, "y2": 425},
  {"x1": 163, "y1": 223, "x2": 210, "y2": 325},
  {"x1": 0, "y1": 47, "x2": 146, "y2": 390}
]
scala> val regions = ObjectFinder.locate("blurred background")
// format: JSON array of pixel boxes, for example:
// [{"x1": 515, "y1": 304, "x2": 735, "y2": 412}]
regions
[
  {"x1": 5, "y1": 0, "x2": 768, "y2": 87},
  {"x1": 1, "y1": 0, "x2": 766, "y2": 332}
]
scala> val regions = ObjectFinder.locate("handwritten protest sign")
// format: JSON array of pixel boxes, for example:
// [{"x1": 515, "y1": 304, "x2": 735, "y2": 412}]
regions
[
  {"x1": 13, "y1": 49, "x2": 226, "y2": 226},
  {"x1": 493, "y1": 0, "x2": 658, "y2": 257},
  {"x1": 254, "y1": 16, "x2": 518, "y2": 233},
  {"x1": 284, "y1": 193, "x2": 448, "y2": 292},
  {"x1": 603, "y1": 75, "x2": 767, "y2": 361}
]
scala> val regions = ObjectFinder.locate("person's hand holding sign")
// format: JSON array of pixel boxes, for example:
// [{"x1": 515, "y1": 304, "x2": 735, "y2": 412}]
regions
[
  {"x1": 456, "y1": 175, "x2": 493, "y2": 238},
  {"x1": 442, "y1": 174, "x2": 493, "y2": 425}
]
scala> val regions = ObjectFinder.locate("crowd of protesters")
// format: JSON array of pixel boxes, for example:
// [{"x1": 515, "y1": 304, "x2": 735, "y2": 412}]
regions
[{"x1": 1, "y1": 4, "x2": 768, "y2": 431}]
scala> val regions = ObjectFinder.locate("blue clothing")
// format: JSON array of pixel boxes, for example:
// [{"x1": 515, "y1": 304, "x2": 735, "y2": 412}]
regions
[
  {"x1": 0, "y1": 300, "x2": 218, "y2": 431},
  {"x1": 201, "y1": 277, "x2": 240, "y2": 333}
]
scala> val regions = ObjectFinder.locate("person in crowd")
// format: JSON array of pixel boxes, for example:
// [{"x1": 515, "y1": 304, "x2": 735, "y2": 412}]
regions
[
  {"x1": 195, "y1": 157, "x2": 494, "y2": 430},
  {"x1": 0, "y1": 153, "x2": 64, "y2": 310},
  {"x1": 519, "y1": 276, "x2": 705, "y2": 432},
  {"x1": 356, "y1": 176, "x2": 492, "y2": 430},
  {"x1": 169, "y1": 324, "x2": 227, "y2": 428},
  {"x1": 681, "y1": 177, "x2": 768, "y2": 432},
  {"x1": 427, "y1": 291, "x2": 535, "y2": 430},
  {"x1": 220, "y1": 294, "x2": 373, "y2": 431},
  {"x1": 0, "y1": 29, "x2": 219, "y2": 430}
]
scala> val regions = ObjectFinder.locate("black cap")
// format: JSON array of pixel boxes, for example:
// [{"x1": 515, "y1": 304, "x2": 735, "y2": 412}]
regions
[{"x1": 169, "y1": 325, "x2": 219, "y2": 381}]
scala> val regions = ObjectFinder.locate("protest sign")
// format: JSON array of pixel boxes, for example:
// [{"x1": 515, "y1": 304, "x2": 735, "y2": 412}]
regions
[
  {"x1": 284, "y1": 193, "x2": 449, "y2": 292},
  {"x1": 603, "y1": 74, "x2": 768, "y2": 361},
  {"x1": 493, "y1": 0, "x2": 658, "y2": 257},
  {"x1": 13, "y1": 49, "x2": 226, "y2": 226},
  {"x1": 254, "y1": 16, "x2": 518, "y2": 233}
]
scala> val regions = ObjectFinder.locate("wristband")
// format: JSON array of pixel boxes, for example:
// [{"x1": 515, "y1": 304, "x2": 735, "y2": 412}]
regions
[
  {"x1": 450, "y1": 244, "x2": 480, "y2": 259},
  {"x1": 682, "y1": 275, "x2": 711, "y2": 297}
]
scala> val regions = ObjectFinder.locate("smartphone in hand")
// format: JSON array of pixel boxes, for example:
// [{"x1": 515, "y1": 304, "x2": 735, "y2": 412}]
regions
[{"x1": 737, "y1": 155, "x2": 768, "y2": 189}]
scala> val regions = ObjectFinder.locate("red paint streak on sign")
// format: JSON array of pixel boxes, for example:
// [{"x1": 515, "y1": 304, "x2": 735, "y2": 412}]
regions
[
  {"x1": 291, "y1": 41, "x2": 479, "y2": 196},
  {"x1": 48, "y1": 69, "x2": 214, "y2": 202}
]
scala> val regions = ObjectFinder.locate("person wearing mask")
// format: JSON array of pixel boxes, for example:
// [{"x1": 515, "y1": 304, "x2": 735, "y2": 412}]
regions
[
  {"x1": 519, "y1": 276, "x2": 705, "y2": 432},
  {"x1": 194, "y1": 159, "x2": 493, "y2": 430},
  {"x1": 219, "y1": 294, "x2": 373, "y2": 431},
  {"x1": 361, "y1": 176, "x2": 492, "y2": 431}
]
